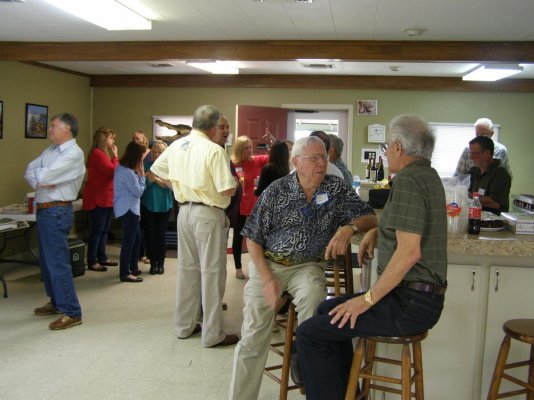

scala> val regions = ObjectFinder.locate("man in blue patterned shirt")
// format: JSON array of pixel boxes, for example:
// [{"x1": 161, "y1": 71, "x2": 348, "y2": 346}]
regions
[{"x1": 229, "y1": 136, "x2": 377, "y2": 400}]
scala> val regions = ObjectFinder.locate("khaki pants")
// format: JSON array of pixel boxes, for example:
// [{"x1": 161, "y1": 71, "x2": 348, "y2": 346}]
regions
[
  {"x1": 229, "y1": 258, "x2": 326, "y2": 400},
  {"x1": 175, "y1": 203, "x2": 229, "y2": 348}
]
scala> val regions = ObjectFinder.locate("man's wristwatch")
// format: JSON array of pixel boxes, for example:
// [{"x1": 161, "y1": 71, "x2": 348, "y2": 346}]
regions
[{"x1": 363, "y1": 290, "x2": 374, "y2": 306}]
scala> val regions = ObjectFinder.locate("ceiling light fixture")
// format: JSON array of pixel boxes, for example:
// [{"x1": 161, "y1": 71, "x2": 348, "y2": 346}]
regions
[
  {"x1": 187, "y1": 61, "x2": 239, "y2": 75},
  {"x1": 295, "y1": 0, "x2": 313, "y2": 3},
  {"x1": 43, "y1": 0, "x2": 152, "y2": 30},
  {"x1": 462, "y1": 64, "x2": 523, "y2": 81}
]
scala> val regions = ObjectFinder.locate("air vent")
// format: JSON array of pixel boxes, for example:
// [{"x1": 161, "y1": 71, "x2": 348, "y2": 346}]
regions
[
  {"x1": 148, "y1": 63, "x2": 175, "y2": 68},
  {"x1": 301, "y1": 63, "x2": 335, "y2": 70}
]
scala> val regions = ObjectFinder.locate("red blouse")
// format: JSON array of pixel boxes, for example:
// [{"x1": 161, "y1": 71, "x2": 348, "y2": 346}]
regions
[
  {"x1": 236, "y1": 155, "x2": 269, "y2": 216},
  {"x1": 82, "y1": 148, "x2": 119, "y2": 210}
]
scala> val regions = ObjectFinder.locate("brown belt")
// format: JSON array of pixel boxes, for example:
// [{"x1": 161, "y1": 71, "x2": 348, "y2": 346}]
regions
[
  {"x1": 399, "y1": 281, "x2": 447, "y2": 295},
  {"x1": 178, "y1": 201, "x2": 224, "y2": 211},
  {"x1": 36, "y1": 201, "x2": 72, "y2": 210}
]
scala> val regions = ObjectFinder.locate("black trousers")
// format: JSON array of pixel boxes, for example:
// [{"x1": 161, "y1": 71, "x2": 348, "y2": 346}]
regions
[
  {"x1": 296, "y1": 287, "x2": 445, "y2": 400},
  {"x1": 231, "y1": 214, "x2": 246, "y2": 270},
  {"x1": 143, "y1": 208, "x2": 171, "y2": 265}
]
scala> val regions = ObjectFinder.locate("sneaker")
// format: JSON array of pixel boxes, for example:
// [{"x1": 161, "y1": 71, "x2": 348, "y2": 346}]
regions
[
  {"x1": 49, "y1": 315, "x2": 82, "y2": 330},
  {"x1": 236, "y1": 270, "x2": 246, "y2": 280},
  {"x1": 34, "y1": 301, "x2": 61, "y2": 316}
]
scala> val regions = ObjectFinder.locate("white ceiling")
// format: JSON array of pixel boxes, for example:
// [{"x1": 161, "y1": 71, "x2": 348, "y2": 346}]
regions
[{"x1": 1, "y1": 0, "x2": 534, "y2": 78}]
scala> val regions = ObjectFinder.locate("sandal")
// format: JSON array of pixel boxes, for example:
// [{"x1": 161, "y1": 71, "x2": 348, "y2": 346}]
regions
[{"x1": 88, "y1": 264, "x2": 108, "y2": 272}]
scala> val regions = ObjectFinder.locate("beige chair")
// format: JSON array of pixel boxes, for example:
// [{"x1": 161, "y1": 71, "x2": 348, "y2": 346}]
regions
[
  {"x1": 345, "y1": 331, "x2": 428, "y2": 400},
  {"x1": 487, "y1": 319, "x2": 534, "y2": 399}
]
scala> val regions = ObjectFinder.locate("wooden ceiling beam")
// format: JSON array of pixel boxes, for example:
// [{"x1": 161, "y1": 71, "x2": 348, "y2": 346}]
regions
[
  {"x1": 2, "y1": 40, "x2": 534, "y2": 62},
  {"x1": 90, "y1": 74, "x2": 534, "y2": 92}
]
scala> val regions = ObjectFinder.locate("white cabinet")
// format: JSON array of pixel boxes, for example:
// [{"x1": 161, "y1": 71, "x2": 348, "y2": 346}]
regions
[
  {"x1": 479, "y1": 266, "x2": 534, "y2": 399},
  {"x1": 375, "y1": 265, "x2": 488, "y2": 400},
  {"x1": 422, "y1": 264, "x2": 488, "y2": 400}
]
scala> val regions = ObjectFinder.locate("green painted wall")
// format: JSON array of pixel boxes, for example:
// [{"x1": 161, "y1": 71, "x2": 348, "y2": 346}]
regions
[
  {"x1": 1, "y1": 61, "x2": 532, "y2": 206},
  {"x1": 93, "y1": 87, "x2": 534, "y2": 196},
  {"x1": 0, "y1": 62, "x2": 92, "y2": 206}
]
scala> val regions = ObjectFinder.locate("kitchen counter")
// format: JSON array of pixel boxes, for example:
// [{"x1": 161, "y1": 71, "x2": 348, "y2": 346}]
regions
[{"x1": 448, "y1": 229, "x2": 534, "y2": 258}]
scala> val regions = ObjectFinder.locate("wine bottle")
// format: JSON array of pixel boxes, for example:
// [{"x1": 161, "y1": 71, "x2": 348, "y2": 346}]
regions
[
  {"x1": 377, "y1": 156, "x2": 384, "y2": 181},
  {"x1": 366, "y1": 158, "x2": 372, "y2": 180},
  {"x1": 370, "y1": 158, "x2": 378, "y2": 182}
]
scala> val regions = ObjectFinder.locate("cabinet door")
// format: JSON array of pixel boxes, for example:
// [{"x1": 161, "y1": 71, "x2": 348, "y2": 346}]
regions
[
  {"x1": 378, "y1": 265, "x2": 487, "y2": 400},
  {"x1": 480, "y1": 266, "x2": 534, "y2": 399}
]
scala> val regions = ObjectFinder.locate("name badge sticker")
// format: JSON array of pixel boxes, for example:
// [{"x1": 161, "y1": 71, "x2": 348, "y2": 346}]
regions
[
  {"x1": 479, "y1": 188, "x2": 486, "y2": 196},
  {"x1": 316, "y1": 193, "x2": 329, "y2": 205}
]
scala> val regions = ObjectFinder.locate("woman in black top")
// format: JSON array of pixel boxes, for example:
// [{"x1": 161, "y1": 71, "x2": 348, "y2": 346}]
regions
[{"x1": 254, "y1": 141, "x2": 290, "y2": 197}]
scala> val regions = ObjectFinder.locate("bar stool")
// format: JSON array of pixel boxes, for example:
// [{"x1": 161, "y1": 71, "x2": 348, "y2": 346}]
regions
[
  {"x1": 345, "y1": 331, "x2": 428, "y2": 400},
  {"x1": 264, "y1": 251, "x2": 352, "y2": 400},
  {"x1": 487, "y1": 319, "x2": 534, "y2": 399},
  {"x1": 263, "y1": 293, "x2": 300, "y2": 400}
]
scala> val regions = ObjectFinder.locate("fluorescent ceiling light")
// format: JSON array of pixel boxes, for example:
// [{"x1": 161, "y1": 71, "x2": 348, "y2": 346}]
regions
[
  {"x1": 462, "y1": 64, "x2": 523, "y2": 81},
  {"x1": 187, "y1": 61, "x2": 239, "y2": 75},
  {"x1": 43, "y1": 0, "x2": 152, "y2": 30}
]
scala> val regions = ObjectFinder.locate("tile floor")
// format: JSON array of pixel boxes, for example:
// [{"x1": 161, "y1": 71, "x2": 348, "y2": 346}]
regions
[{"x1": 0, "y1": 243, "x2": 306, "y2": 400}]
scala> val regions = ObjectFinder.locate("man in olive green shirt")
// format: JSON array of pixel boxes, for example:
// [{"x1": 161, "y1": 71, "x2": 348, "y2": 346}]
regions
[{"x1": 295, "y1": 114, "x2": 448, "y2": 400}]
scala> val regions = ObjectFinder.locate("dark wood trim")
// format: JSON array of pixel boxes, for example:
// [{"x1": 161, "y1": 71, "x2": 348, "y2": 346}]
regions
[
  {"x1": 90, "y1": 74, "x2": 534, "y2": 92},
  {"x1": 2, "y1": 40, "x2": 534, "y2": 62},
  {"x1": 22, "y1": 61, "x2": 90, "y2": 78}
]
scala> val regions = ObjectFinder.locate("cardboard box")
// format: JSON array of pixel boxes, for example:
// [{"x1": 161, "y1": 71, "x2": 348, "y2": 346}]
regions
[{"x1": 501, "y1": 212, "x2": 534, "y2": 235}]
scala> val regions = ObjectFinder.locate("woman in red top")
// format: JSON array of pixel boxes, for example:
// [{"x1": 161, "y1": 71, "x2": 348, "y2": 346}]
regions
[
  {"x1": 82, "y1": 127, "x2": 119, "y2": 272},
  {"x1": 230, "y1": 136, "x2": 269, "y2": 279}
]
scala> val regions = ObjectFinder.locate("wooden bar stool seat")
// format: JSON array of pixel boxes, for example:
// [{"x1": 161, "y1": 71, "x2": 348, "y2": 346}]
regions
[
  {"x1": 345, "y1": 331, "x2": 428, "y2": 400},
  {"x1": 487, "y1": 319, "x2": 534, "y2": 399}
]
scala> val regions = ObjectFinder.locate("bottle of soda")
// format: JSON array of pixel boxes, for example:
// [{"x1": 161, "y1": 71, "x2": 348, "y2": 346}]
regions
[
  {"x1": 366, "y1": 158, "x2": 372, "y2": 180},
  {"x1": 468, "y1": 192, "x2": 482, "y2": 235}
]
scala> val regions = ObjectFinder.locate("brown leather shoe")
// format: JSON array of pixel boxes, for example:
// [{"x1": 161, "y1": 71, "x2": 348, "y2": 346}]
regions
[
  {"x1": 49, "y1": 315, "x2": 82, "y2": 330},
  {"x1": 34, "y1": 301, "x2": 61, "y2": 316},
  {"x1": 212, "y1": 334, "x2": 239, "y2": 347}
]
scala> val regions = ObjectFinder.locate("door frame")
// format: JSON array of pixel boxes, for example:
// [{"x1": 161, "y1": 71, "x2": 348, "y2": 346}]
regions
[{"x1": 281, "y1": 103, "x2": 354, "y2": 173}]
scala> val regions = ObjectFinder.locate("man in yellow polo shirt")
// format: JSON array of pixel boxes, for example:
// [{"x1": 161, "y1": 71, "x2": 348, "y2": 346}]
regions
[{"x1": 151, "y1": 105, "x2": 239, "y2": 347}]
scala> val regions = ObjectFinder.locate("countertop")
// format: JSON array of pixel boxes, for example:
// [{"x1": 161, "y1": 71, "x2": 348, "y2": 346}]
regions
[{"x1": 352, "y1": 228, "x2": 534, "y2": 258}]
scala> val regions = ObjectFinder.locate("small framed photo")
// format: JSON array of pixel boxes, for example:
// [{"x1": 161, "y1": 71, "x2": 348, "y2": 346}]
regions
[
  {"x1": 357, "y1": 99, "x2": 378, "y2": 116},
  {"x1": 0, "y1": 100, "x2": 3, "y2": 139},
  {"x1": 25, "y1": 103, "x2": 48, "y2": 139}
]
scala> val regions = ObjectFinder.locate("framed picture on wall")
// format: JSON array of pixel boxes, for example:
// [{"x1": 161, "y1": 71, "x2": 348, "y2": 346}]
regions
[
  {"x1": 25, "y1": 103, "x2": 48, "y2": 139},
  {"x1": 0, "y1": 100, "x2": 3, "y2": 139},
  {"x1": 356, "y1": 99, "x2": 378, "y2": 116}
]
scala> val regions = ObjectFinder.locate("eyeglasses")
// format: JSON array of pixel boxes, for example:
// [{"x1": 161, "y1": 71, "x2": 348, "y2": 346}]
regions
[{"x1": 297, "y1": 154, "x2": 328, "y2": 163}]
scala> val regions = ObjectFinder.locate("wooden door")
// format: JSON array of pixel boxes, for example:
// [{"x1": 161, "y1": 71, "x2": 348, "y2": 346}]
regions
[{"x1": 236, "y1": 105, "x2": 288, "y2": 155}]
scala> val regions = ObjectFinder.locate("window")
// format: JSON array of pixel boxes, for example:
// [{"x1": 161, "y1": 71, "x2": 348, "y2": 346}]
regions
[
  {"x1": 429, "y1": 122, "x2": 500, "y2": 177},
  {"x1": 294, "y1": 118, "x2": 339, "y2": 142}
]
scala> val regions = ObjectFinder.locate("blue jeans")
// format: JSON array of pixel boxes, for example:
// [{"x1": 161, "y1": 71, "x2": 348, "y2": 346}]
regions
[
  {"x1": 36, "y1": 205, "x2": 81, "y2": 318},
  {"x1": 296, "y1": 287, "x2": 444, "y2": 400},
  {"x1": 87, "y1": 206, "x2": 113, "y2": 265},
  {"x1": 119, "y1": 210, "x2": 141, "y2": 278}
]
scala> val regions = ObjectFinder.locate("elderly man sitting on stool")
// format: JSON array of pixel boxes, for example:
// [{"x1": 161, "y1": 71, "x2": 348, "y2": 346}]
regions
[
  {"x1": 295, "y1": 114, "x2": 448, "y2": 400},
  {"x1": 228, "y1": 136, "x2": 377, "y2": 400}
]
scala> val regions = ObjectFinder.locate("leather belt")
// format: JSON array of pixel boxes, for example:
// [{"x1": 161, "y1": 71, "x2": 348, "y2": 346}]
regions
[
  {"x1": 36, "y1": 201, "x2": 72, "y2": 210},
  {"x1": 178, "y1": 201, "x2": 224, "y2": 211},
  {"x1": 399, "y1": 281, "x2": 446, "y2": 295}
]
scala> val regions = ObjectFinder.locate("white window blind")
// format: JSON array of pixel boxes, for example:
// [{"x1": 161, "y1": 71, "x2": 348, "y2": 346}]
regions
[{"x1": 429, "y1": 122, "x2": 499, "y2": 178}]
